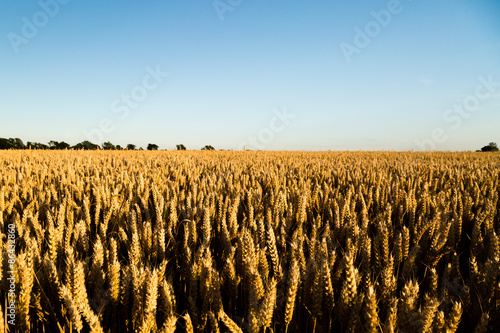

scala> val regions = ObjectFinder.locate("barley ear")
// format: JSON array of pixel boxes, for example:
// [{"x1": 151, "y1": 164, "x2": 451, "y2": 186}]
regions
[
  {"x1": 259, "y1": 278, "x2": 277, "y2": 330},
  {"x1": 383, "y1": 298, "x2": 398, "y2": 333},
  {"x1": 18, "y1": 252, "x2": 34, "y2": 332},
  {"x1": 183, "y1": 312, "x2": 194, "y2": 333},
  {"x1": 364, "y1": 285, "x2": 379, "y2": 333},
  {"x1": 445, "y1": 301, "x2": 462, "y2": 333},
  {"x1": 220, "y1": 311, "x2": 243, "y2": 333},
  {"x1": 159, "y1": 315, "x2": 177, "y2": 333},
  {"x1": 139, "y1": 268, "x2": 158, "y2": 333},
  {"x1": 284, "y1": 260, "x2": 300, "y2": 329},
  {"x1": 60, "y1": 284, "x2": 84, "y2": 332}
]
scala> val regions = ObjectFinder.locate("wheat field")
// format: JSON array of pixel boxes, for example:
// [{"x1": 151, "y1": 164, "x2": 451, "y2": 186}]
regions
[{"x1": 0, "y1": 150, "x2": 499, "y2": 332}]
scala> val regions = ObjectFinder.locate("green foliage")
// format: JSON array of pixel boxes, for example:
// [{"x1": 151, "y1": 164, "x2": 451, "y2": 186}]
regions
[
  {"x1": 0, "y1": 137, "x2": 25, "y2": 149},
  {"x1": 102, "y1": 141, "x2": 116, "y2": 150},
  {"x1": 481, "y1": 142, "x2": 499, "y2": 152},
  {"x1": 72, "y1": 141, "x2": 100, "y2": 150},
  {"x1": 27, "y1": 141, "x2": 49, "y2": 150},
  {"x1": 147, "y1": 143, "x2": 159, "y2": 150},
  {"x1": 48, "y1": 141, "x2": 70, "y2": 150}
]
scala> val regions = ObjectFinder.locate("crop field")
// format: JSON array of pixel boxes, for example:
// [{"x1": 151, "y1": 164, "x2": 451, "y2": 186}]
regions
[{"x1": 0, "y1": 150, "x2": 499, "y2": 332}]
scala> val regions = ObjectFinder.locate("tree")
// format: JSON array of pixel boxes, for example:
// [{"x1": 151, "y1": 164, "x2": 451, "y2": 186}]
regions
[
  {"x1": 176, "y1": 144, "x2": 186, "y2": 150},
  {"x1": 0, "y1": 138, "x2": 25, "y2": 149},
  {"x1": 0, "y1": 139, "x2": 11, "y2": 149},
  {"x1": 201, "y1": 145, "x2": 215, "y2": 151},
  {"x1": 72, "y1": 141, "x2": 99, "y2": 150},
  {"x1": 0, "y1": 138, "x2": 14, "y2": 149},
  {"x1": 27, "y1": 141, "x2": 49, "y2": 149},
  {"x1": 56, "y1": 142, "x2": 70, "y2": 149},
  {"x1": 147, "y1": 143, "x2": 159, "y2": 150},
  {"x1": 116, "y1": 145, "x2": 123, "y2": 150},
  {"x1": 126, "y1": 144, "x2": 136, "y2": 150},
  {"x1": 14, "y1": 138, "x2": 25, "y2": 149},
  {"x1": 48, "y1": 141, "x2": 70, "y2": 150},
  {"x1": 102, "y1": 141, "x2": 116, "y2": 150},
  {"x1": 48, "y1": 140, "x2": 58, "y2": 149},
  {"x1": 481, "y1": 142, "x2": 499, "y2": 152}
]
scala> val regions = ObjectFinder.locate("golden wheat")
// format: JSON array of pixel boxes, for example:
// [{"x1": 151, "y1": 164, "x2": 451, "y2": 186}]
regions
[{"x1": 0, "y1": 150, "x2": 498, "y2": 332}]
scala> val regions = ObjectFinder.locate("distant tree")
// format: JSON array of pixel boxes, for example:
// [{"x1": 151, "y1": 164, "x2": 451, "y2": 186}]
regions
[
  {"x1": 27, "y1": 141, "x2": 49, "y2": 149},
  {"x1": 176, "y1": 144, "x2": 186, "y2": 150},
  {"x1": 0, "y1": 138, "x2": 25, "y2": 149},
  {"x1": 147, "y1": 143, "x2": 159, "y2": 150},
  {"x1": 88, "y1": 141, "x2": 100, "y2": 150},
  {"x1": 126, "y1": 144, "x2": 136, "y2": 150},
  {"x1": 87, "y1": 141, "x2": 99, "y2": 150},
  {"x1": 72, "y1": 141, "x2": 99, "y2": 150},
  {"x1": 57, "y1": 141, "x2": 70, "y2": 149},
  {"x1": 0, "y1": 138, "x2": 13, "y2": 149},
  {"x1": 481, "y1": 142, "x2": 499, "y2": 152},
  {"x1": 116, "y1": 145, "x2": 123, "y2": 150},
  {"x1": 48, "y1": 140, "x2": 58, "y2": 149},
  {"x1": 201, "y1": 145, "x2": 215, "y2": 151},
  {"x1": 8, "y1": 138, "x2": 16, "y2": 148},
  {"x1": 0, "y1": 139, "x2": 11, "y2": 149},
  {"x1": 14, "y1": 138, "x2": 26, "y2": 149},
  {"x1": 102, "y1": 141, "x2": 116, "y2": 150},
  {"x1": 72, "y1": 143, "x2": 83, "y2": 150},
  {"x1": 48, "y1": 141, "x2": 70, "y2": 150}
]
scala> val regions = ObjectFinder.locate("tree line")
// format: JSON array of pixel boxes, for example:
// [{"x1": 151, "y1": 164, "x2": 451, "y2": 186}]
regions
[
  {"x1": 1, "y1": 137, "x2": 496, "y2": 152},
  {"x1": 0, "y1": 138, "x2": 217, "y2": 151},
  {"x1": 478, "y1": 142, "x2": 499, "y2": 152},
  {"x1": 0, "y1": 138, "x2": 157, "y2": 150}
]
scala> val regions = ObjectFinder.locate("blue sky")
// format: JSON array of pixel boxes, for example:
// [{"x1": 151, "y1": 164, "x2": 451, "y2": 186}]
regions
[{"x1": 1, "y1": 0, "x2": 499, "y2": 150}]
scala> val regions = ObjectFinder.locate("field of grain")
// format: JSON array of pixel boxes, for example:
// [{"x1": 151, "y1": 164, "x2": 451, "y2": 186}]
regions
[{"x1": 0, "y1": 150, "x2": 499, "y2": 332}]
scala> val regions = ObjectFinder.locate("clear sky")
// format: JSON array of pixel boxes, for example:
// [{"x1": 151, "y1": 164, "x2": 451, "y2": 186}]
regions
[{"x1": 1, "y1": 0, "x2": 499, "y2": 151}]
